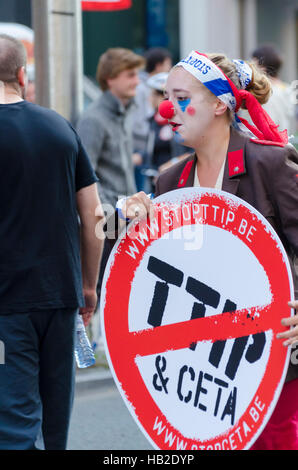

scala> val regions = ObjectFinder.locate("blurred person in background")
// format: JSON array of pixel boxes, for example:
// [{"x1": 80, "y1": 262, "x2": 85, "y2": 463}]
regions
[
  {"x1": 133, "y1": 47, "x2": 172, "y2": 191},
  {"x1": 25, "y1": 63, "x2": 35, "y2": 103},
  {"x1": 76, "y1": 48, "x2": 144, "y2": 344},
  {"x1": 240, "y1": 44, "x2": 295, "y2": 137},
  {"x1": 77, "y1": 47, "x2": 145, "y2": 212},
  {"x1": 0, "y1": 34, "x2": 103, "y2": 450}
]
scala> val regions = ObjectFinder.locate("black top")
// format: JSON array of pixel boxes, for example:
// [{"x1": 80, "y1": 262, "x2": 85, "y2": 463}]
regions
[{"x1": 0, "y1": 100, "x2": 99, "y2": 313}]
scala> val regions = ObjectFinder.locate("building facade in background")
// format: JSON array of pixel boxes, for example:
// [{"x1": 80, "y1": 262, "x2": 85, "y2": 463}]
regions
[
  {"x1": 180, "y1": 0, "x2": 297, "y2": 83},
  {"x1": 0, "y1": 0, "x2": 296, "y2": 85}
]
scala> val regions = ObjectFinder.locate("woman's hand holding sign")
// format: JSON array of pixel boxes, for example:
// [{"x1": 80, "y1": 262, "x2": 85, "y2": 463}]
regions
[
  {"x1": 277, "y1": 300, "x2": 298, "y2": 347},
  {"x1": 122, "y1": 191, "x2": 155, "y2": 221}
]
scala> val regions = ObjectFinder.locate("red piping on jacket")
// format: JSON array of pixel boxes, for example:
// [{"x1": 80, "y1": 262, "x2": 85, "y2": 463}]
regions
[{"x1": 177, "y1": 160, "x2": 194, "y2": 188}]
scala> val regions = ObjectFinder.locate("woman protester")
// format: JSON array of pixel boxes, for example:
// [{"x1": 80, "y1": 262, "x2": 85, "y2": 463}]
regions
[{"x1": 106, "y1": 50, "x2": 298, "y2": 450}]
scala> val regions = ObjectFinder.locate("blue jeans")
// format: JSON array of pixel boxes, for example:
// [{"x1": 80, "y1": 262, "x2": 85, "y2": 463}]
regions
[{"x1": 0, "y1": 308, "x2": 77, "y2": 450}]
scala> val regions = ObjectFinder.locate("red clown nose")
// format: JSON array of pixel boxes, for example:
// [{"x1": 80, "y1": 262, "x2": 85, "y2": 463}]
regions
[{"x1": 158, "y1": 100, "x2": 175, "y2": 120}]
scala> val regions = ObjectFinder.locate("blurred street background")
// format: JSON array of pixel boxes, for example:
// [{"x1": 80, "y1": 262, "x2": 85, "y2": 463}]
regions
[
  {"x1": 0, "y1": 0, "x2": 296, "y2": 130},
  {"x1": 68, "y1": 369, "x2": 153, "y2": 450}
]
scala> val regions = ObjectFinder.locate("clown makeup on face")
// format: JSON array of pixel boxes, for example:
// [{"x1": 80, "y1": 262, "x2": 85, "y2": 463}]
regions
[
  {"x1": 177, "y1": 98, "x2": 191, "y2": 113},
  {"x1": 177, "y1": 100, "x2": 196, "y2": 116},
  {"x1": 186, "y1": 105, "x2": 196, "y2": 116},
  {"x1": 164, "y1": 67, "x2": 219, "y2": 149}
]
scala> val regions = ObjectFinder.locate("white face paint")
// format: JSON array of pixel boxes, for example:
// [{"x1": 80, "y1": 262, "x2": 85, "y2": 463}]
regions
[{"x1": 164, "y1": 67, "x2": 217, "y2": 149}]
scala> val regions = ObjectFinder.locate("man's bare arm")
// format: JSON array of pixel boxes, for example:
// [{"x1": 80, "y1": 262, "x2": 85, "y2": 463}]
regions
[{"x1": 76, "y1": 183, "x2": 105, "y2": 325}]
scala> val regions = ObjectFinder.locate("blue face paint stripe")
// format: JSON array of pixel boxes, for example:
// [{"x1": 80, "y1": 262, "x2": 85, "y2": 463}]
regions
[{"x1": 178, "y1": 98, "x2": 191, "y2": 113}]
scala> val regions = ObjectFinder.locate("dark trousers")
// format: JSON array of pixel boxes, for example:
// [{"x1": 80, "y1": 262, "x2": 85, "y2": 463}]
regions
[{"x1": 0, "y1": 308, "x2": 77, "y2": 450}]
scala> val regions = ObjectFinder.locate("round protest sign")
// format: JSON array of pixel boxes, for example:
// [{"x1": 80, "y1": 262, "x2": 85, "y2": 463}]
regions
[{"x1": 100, "y1": 188, "x2": 294, "y2": 450}]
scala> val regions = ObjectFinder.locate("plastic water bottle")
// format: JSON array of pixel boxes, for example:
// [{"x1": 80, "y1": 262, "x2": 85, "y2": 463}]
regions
[{"x1": 75, "y1": 314, "x2": 96, "y2": 368}]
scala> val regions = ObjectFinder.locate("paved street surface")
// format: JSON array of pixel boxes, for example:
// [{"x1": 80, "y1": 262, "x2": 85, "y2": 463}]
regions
[{"x1": 67, "y1": 372, "x2": 153, "y2": 450}]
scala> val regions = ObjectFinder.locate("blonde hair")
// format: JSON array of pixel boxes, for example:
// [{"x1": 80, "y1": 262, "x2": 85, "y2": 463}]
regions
[
  {"x1": 207, "y1": 52, "x2": 272, "y2": 109},
  {"x1": 96, "y1": 48, "x2": 145, "y2": 91}
]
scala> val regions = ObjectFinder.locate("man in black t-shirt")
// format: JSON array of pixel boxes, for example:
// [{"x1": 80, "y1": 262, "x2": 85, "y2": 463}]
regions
[{"x1": 0, "y1": 34, "x2": 104, "y2": 449}]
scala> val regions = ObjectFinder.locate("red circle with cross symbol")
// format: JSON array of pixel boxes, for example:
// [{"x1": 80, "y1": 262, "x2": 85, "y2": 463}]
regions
[{"x1": 101, "y1": 188, "x2": 294, "y2": 450}]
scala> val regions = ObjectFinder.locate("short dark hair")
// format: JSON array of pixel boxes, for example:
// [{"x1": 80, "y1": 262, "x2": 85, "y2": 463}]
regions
[
  {"x1": 144, "y1": 47, "x2": 172, "y2": 74},
  {"x1": 252, "y1": 44, "x2": 283, "y2": 78},
  {"x1": 96, "y1": 48, "x2": 145, "y2": 91},
  {"x1": 0, "y1": 34, "x2": 26, "y2": 84}
]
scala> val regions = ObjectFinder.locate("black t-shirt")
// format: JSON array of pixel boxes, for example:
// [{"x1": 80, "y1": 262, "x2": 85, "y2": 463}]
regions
[{"x1": 0, "y1": 101, "x2": 99, "y2": 313}]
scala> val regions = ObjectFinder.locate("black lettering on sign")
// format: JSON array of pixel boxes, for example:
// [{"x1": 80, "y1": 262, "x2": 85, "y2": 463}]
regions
[
  {"x1": 147, "y1": 257, "x2": 184, "y2": 327},
  {"x1": 213, "y1": 378, "x2": 229, "y2": 418},
  {"x1": 175, "y1": 367, "x2": 237, "y2": 425},
  {"x1": 210, "y1": 332, "x2": 266, "y2": 381},
  {"x1": 193, "y1": 371, "x2": 213, "y2": 411},
  {"x1": 152, "y1": 355, "x2": 169, "y2": 394},
  {"x1": 146, "y1": 256, "x2": 266, "y2": 381},
  {"x1": 225, "y1": 336, "x2": 250, "y2": 380},
  {"x1": 245, "y1": 333, "x2": 266, "y2": 363},
  {"x1": 221, "y1": 387, "x2": 237, "y2": 426},
  {"x1": 209, "y1": 299, "x2": 237, "y2": 365},
  {"x1": 177, "y1": 365, "x2": 195, "y2": 403},
  {"x1": 186, "y1": 276, "x2": 220, "y2": 351}
]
